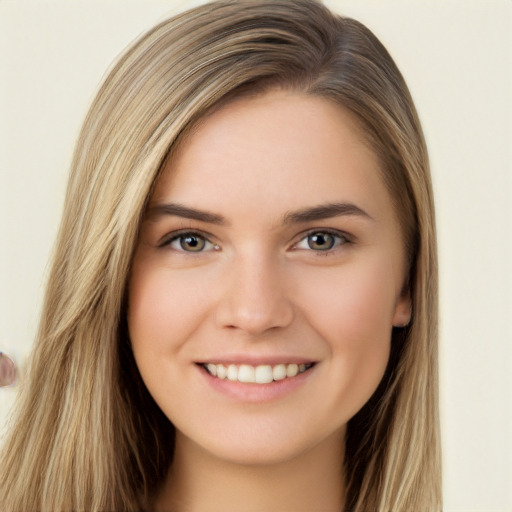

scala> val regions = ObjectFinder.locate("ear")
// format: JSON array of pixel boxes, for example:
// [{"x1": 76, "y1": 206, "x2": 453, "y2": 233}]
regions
[{"x1": 392, "y1": 290, "x2": 412, "y2": 327}]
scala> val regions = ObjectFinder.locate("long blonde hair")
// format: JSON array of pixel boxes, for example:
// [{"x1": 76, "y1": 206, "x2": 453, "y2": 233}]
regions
[{"x1": 0, "y1": 1, "x2": 440, "y2": 510}]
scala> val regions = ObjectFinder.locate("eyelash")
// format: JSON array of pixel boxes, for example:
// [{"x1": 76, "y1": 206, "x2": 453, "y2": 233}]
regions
[
  {"x1": 162, "y1": 230, "x2": 219, "y2": 253},
  {"x1": 293, "y1": 229, "x2": 351, "y2": 254},
  {"x1": 161, "y1": 229, "x2": 351, "y2": 254}
]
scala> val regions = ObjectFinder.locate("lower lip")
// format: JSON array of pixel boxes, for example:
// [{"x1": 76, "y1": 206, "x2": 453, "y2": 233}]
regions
[{"x1": 198, "y1": 365, "x2": 315, "y2": 403}]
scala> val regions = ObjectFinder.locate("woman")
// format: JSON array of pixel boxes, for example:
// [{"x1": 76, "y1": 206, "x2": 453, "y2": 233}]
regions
[{"x1": 0, "y1": 1, "x2": 441, "y2": 510}]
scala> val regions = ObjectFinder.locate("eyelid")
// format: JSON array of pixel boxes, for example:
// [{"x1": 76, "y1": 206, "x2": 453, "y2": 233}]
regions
[
  {"x1": 160, "y1": 229, "x2": 218, "y2": 252},
  {"x1": 158, "y1": 228, "x2": 351, "y2": 253},
  {"x1": 292, "y1": 228, "x2": 352, "y2": 252}
]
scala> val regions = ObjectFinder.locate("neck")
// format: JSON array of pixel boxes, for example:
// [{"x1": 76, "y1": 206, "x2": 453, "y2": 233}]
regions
[{"x1": 154, "y1": 429, "x2": 346, "y2": 512}]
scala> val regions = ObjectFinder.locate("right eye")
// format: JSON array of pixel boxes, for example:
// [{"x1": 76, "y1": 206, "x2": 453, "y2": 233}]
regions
[
  {"x1": 166, "y1": 232, "x2": 218, "y2": 253},
  {"x1": 293, "y1": 230, "x2": 349, "y2": 253}
]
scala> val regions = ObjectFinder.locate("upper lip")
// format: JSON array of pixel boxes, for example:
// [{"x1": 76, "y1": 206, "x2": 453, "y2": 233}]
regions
[{"x1": 195, "y1": 355, "x2": 317, "y2": 366}]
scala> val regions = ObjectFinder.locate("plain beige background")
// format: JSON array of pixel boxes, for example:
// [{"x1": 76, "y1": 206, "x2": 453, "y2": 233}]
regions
[{"x1": 1, "y1": 1, "x2": 511, "y2": 510}]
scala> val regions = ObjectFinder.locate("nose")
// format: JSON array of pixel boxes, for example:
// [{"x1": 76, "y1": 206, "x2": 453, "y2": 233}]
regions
[{"x1": 215, "y1": 251, "x2": 294, "y2": 336}]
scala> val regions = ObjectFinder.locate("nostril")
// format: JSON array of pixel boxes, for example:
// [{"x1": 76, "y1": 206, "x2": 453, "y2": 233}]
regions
[{"x1": 217, "y1": 295, "x2": 295, "y2": 335}]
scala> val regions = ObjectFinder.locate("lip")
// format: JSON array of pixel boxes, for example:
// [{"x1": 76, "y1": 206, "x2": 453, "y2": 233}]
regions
[
  {"x1": 195, "y1": 354, "x2": 316, "y2": 366},
  {"x1": 196, "y1": 361, "x2": 316, "y2": 403}
]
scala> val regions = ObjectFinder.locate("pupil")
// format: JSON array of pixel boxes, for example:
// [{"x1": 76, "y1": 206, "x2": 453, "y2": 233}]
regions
[
  {"x1": 309, "y1": 233, "x2": 334, "y2": 250},
  {"x1": 181, "y1": 235, "x2": 204, "y2": 251}
]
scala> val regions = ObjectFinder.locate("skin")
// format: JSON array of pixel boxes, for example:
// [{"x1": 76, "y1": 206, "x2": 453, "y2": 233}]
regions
[{"x1": 128, "y1": 89, "x2": 411, "y2": 512}]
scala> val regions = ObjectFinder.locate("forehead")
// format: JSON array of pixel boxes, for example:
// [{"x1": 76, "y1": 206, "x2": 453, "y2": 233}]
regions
[{"x1": 151, "y1": 90, "x2": 391, "y2": 224}]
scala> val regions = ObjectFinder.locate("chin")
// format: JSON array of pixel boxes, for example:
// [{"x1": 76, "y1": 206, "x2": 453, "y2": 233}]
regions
[{"x1": 176, "y1": 419, "x2": 346, "y2": 469}]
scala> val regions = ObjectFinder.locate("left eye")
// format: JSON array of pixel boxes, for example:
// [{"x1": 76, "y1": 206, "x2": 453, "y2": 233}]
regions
[
  {"x1": 168, "y1": 233, "x2": 217, "y2": 252},
  {"x1": 295, "y1": 231, "x2": 347, "y2": 251}
]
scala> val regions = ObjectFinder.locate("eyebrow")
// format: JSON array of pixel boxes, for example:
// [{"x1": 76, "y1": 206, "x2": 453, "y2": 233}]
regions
[
  {"x1": 144, "y1": 201, "x2": 372, "y2": 225},
  {"x1": 283, "y1": 202, "x2": 373, "y2": 224},
  {"x1": 145, "y1": 203, "x2": 226, "y2": 224}
]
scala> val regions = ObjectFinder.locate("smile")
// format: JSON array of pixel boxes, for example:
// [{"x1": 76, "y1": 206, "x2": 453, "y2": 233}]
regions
[{"x1": 201, "y1": 362, "x2": 314, "y2": 384}]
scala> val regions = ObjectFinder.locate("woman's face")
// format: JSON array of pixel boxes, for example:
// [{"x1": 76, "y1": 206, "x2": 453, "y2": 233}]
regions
[{"x1": 128, "y1": 90, "x2": 411, "y2": 465}]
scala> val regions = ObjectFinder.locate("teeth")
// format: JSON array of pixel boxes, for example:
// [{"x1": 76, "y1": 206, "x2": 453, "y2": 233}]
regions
[
  {"x1": 227, "y1": 364, "x2": 238, "y2": 381},
  {"x1": 286, "y1": 363, "x2": 299, "y2": 377},
  {"x1": 238, "y1": 364, "x2": 255, "y2": 383},
  {"x1": 272, "y1": 364, "x2": 287, "y2": 381},
  {"x1": 216, "y1": 364, "x2": 227, "y2": 379},
  {"x1": 204, "y1": 362, "x2": 312, "y2": 383},
  {"x1": 254, "y1": 365, "x2": 273, "y2": 384}
]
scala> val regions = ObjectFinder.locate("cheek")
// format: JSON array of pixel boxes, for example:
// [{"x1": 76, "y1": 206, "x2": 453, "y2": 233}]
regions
[
  {"x1": 300, "y1": 258, "x2": 398, "y2": 342},
  {"x1": 296, "y1": 259, "x2": 396, "y2": 407},
  {"x1": 127, "y1": 262, "x2": 208, "y2": 358}
]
